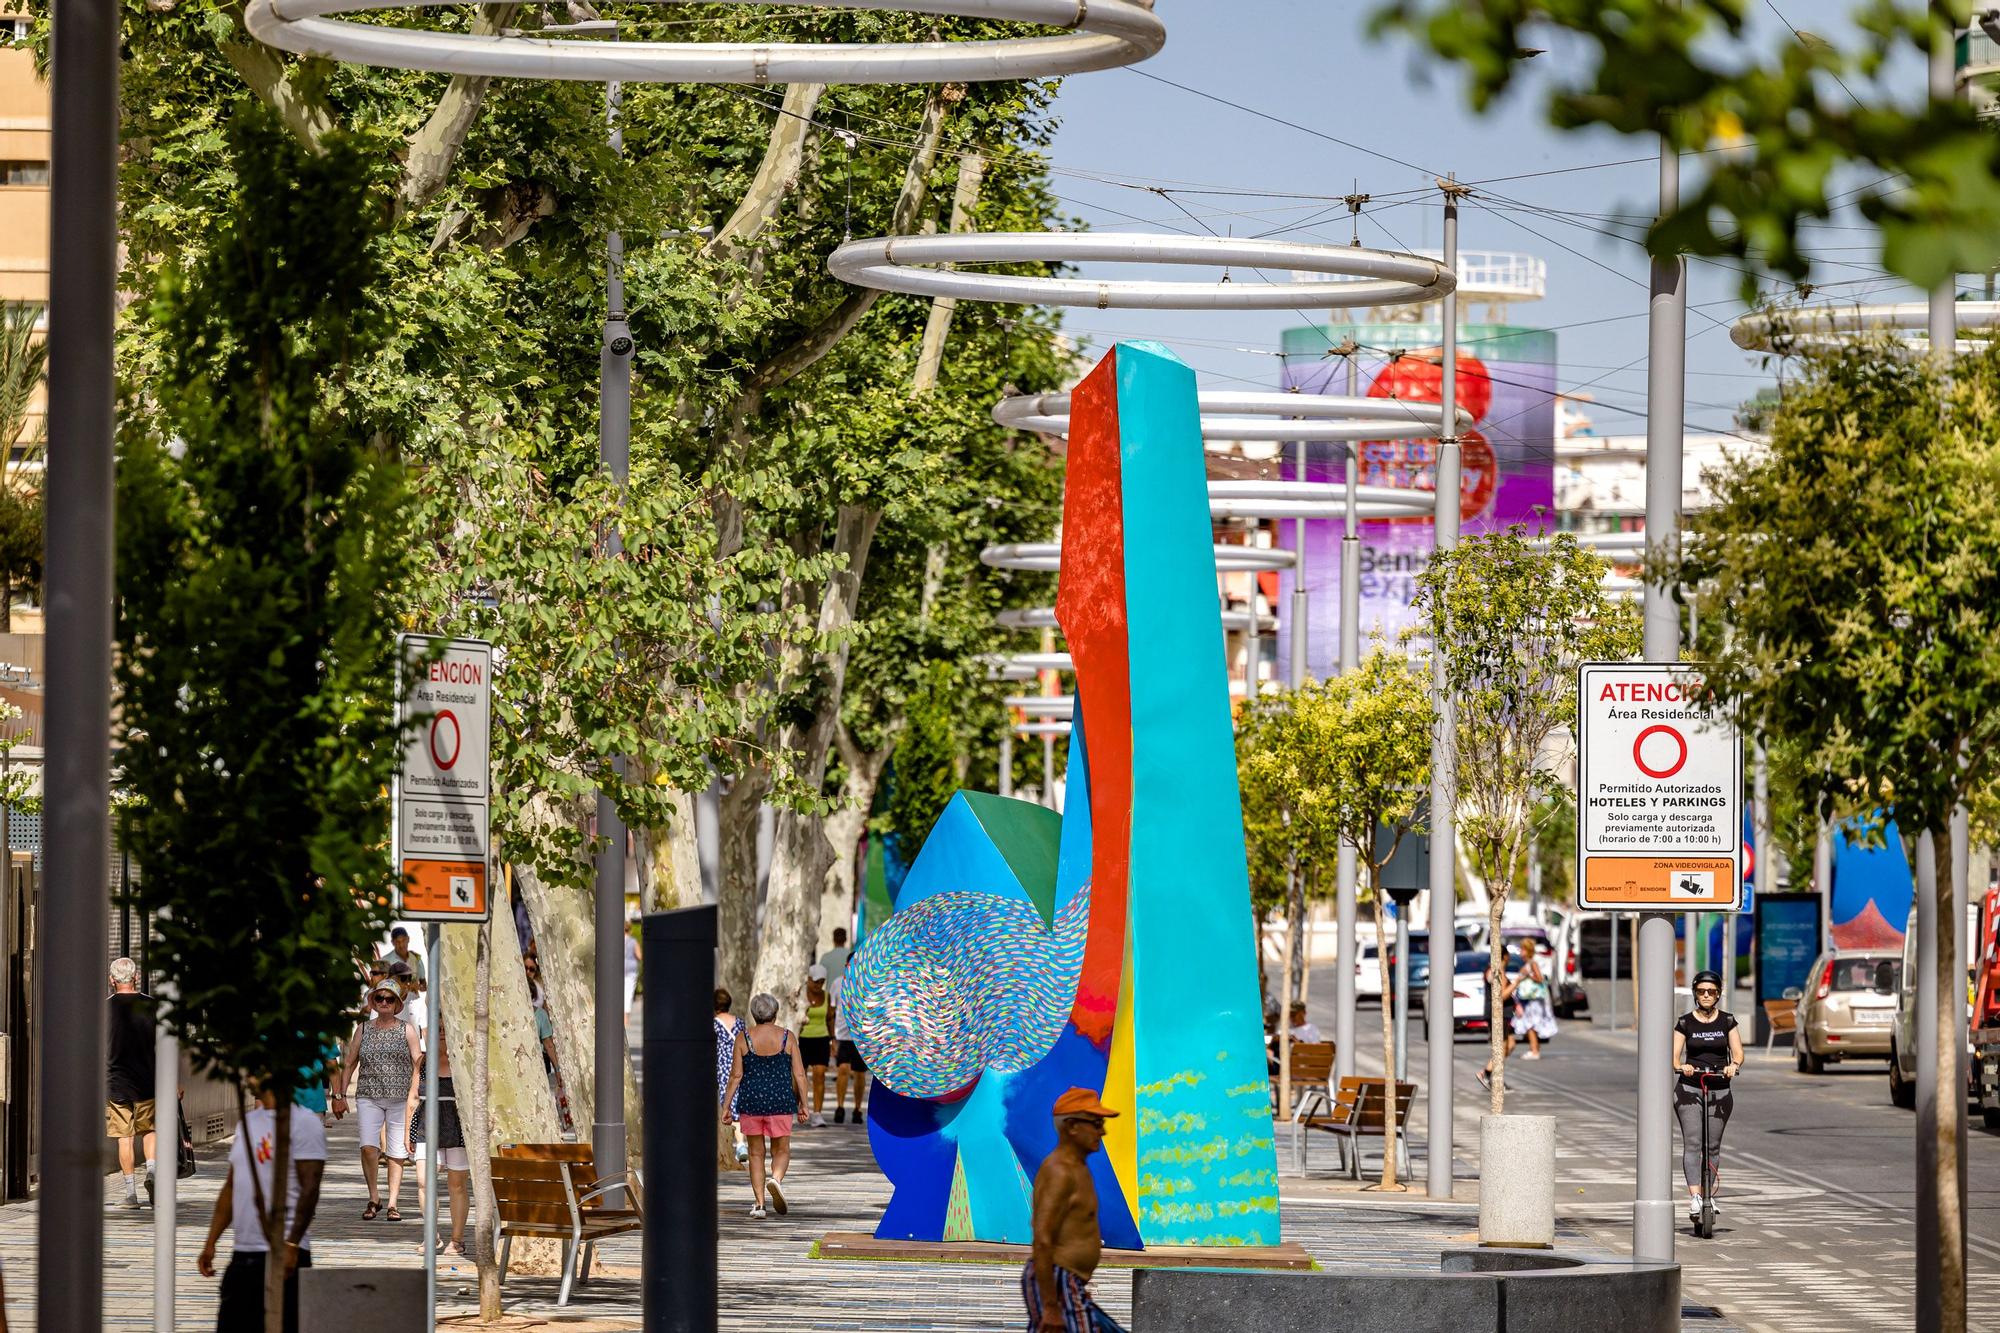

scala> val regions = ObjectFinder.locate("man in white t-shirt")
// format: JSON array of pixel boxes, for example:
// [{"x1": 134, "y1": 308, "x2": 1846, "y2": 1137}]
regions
[{"x1": 198, "y1": 1088, "x2": 328, "y2": 1333}]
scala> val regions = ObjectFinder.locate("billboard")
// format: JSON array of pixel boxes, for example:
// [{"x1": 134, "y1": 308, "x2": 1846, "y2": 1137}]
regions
[{"x1": 1272, "y1": 321, "x2": 1557, "y2": 672}]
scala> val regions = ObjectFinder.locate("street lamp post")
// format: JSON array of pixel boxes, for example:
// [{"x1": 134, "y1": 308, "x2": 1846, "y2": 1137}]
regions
[
  {"x1": 1634, "y1": 130, "x2": 1687, "y2": 1267},
  {"x1": 1425, "y1": 178, "x2": 1463, "y2": 1201},
  {"x1": 595, "y1": 68, "x2": 633, "y2": 1209},
  {"x1": 1335, "y1": 347, "x2": 1361, "y2": 1087},
  {"x1": 40, "y1": 0, "x2": 120, "y2": 1323}
]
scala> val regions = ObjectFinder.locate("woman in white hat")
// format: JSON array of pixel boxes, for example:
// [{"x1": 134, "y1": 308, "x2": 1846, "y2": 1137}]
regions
[{"x1": 336, "y1": 977, "x2": 420, "y2": 1221}]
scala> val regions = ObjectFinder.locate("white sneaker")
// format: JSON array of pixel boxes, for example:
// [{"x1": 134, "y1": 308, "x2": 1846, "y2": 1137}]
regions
[
  {"x1": 748, "y1": 1204, "x2": 767, "y2": 1219},
  {"x1": 1688, "y1": 1194, "x2": 1702, "y2": 1218},
  {"x1": 767, "y1": 1177, "x2": 789, "y2": 1215},
  {"x1": 1523, "y1": 1052, "x2": 1542, "y2": 1061},
  {"x1": 808, "y1": 1113, "x2": 827, "y2": 1129}
]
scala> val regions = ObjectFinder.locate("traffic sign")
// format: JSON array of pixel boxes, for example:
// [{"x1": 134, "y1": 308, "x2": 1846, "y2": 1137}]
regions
[
  {"x1": 1576, "y1": 662, "x2": 1742, "y2": 912},
  {"x1": 394, "y1": 635, "x2": 493, "y2": 922}
]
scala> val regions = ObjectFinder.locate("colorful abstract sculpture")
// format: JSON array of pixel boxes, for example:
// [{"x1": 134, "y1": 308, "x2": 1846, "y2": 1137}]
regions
[{"x1": 843, "y1": 342, "x2": 1280, "y2": 1248}]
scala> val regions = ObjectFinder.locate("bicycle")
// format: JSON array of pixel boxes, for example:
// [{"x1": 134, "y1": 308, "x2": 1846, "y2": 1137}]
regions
[{"x1": 1692, "y1": 1069, "x2": 1732, "y2": 1239}]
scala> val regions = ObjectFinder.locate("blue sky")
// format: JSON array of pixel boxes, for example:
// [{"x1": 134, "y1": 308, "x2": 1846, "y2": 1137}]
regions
[{"x1": 1038, "y1": 1, "x2": 1924, "y2": 439}]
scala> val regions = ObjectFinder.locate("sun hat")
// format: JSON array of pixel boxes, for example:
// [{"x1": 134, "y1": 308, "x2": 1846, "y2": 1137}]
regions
[{"x1": 1052, "y1": 1087, "x2": 1120, "y2": 1121}]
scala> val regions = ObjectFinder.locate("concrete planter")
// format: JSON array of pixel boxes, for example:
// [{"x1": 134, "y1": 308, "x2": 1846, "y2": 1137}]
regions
[{"x1": 1479, "y1": 1113, "x2": 1555, "y2": 1248}]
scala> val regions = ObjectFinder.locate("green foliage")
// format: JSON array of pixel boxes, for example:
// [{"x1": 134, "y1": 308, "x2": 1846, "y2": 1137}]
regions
[
  {"x1": 113, "y1": 108, "x2": 410, "y2": 1097},
  {"x1": 1371, "y1": 0, "x2": 2000, "y2": 291},
  {"x1": 0, "y1": 700, "x2": 35, "y2": 817},
  {"x1": 1241, "y1": 648, "x2": 1435, "y2": 896},
  {"x1": 884, "y1": 663, "x2": 966, "y2": 858},
  {"x1": 1670, "y1": 343, "x2": 2000, "y2": 842},
  {"x1": 1416, "y1": 527, "x2": 1640, "y2": 895}
]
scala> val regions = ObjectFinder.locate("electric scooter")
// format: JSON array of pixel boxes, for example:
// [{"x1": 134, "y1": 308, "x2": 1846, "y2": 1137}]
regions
[{"x1": 1693, "y1": 1069, "x2": 1731, "y2": 1239}]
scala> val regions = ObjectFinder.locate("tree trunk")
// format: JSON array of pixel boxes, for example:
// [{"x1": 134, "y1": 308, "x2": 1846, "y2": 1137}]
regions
[
  {"x1": 1487, "y1": 870, "x2": 1507, "y2": 1116},
  {"x1": 1929, "y1": 821, "x2": 1967, "y2": 1333},
  {"x1": 752, "y1": 505, "x2": 882, "y2": 1016},
  {"x1": 465, "y1": 913, "x2": 504, "y2": 1319},
  {"x1": 1286, "y1": 864, "x2": 1307, "y2": 1008},
  {"x1": 263, "y1": 1094, "x2": 292, "y2": 1333},
  {"x1": 1371, "y1": 866, "x2": 1400, "y2": 1190},
  {"x1": 756, "y1": 808, "x2": 837, "y2": 1026},
  {"x1": 665, "y1": 786, "x2": 707, "y2": 908},
  {"x1": 717, "y1": 766, "x2": 771, "y2": 1006},
  {"x1": 818, "y1": 748, "x2": 881, "y2": 953}
]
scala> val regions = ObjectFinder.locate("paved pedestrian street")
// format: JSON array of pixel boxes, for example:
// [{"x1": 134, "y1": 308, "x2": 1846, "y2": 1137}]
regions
[{"x1": 0, "y1": 1101, "x2": 1745, "y2": 1330}]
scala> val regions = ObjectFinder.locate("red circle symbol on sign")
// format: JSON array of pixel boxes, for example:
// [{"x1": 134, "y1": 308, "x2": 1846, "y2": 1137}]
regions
[
  {"x1": 1632, "y1": 724, "x2": 1687, "y2": 779},
  {"x1": 430, "y1": 710, "x2": 462, "y2": 771}
]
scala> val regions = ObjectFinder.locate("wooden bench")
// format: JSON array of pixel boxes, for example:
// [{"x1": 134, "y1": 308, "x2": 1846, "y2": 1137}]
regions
[
  {"x1": 1762, "y1": 999, "x2": 1798, "y2": 1053},
  {"x1": 1294, "y1": 1077, "x2": 1415, "y2": 1180},
  {"x1": 491, "y1": 1142, "x2": 643, "y2": 1306},
  {"x1": 1271, "y1": 1041, "x2": 1336, "y2": 1119}
]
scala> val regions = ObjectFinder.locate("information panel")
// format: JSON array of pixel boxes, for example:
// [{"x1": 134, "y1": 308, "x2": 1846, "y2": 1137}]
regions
[
  {"x1": 394, "y1": 634, "x2": 493, "y2": 922},
  {"x1": 1576, "y1": 662, "x2": 1742, "y2": 912}
]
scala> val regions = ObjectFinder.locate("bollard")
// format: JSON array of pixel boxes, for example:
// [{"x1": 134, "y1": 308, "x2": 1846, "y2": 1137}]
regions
[{"x1": 643, "y1": 904, "x2": 718, "y2": 1333}]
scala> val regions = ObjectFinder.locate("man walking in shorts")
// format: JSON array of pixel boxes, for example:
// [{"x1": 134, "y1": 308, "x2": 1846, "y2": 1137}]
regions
[
  {"x1": 105, "y1": 957, "x2": 155, "y2": 1208},
  {"x1": 1025, "y1": 1088, "x2": 1126, "y2": 1333}
]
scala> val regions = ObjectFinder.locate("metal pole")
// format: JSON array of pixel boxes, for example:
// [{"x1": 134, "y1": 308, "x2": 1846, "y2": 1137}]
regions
[
  {"x1": 1290, "y1": 440, "x2": 1309, "y2": 687},
  {"x1": 39, "y1": 0, "x2": 119, "y2": 1319},
  {"x1": 1745, "y1": 740, "x2": 1774, "y2": 1011},
  {"x1": 998, "y1": 729, "x2": 1014, "y2": 799},
  {"x1": 1815, "y1": 815, "x2": 1834, "y2": 947},
  {"x1": 1335, "y1": 352, "x2": 1361, "y2": 1086},
  {"x1": 1044, "y1": 734, "x2": 1057, "y2": 809},
  {"x1": 1425, "y1": 179, "x2": 1462, "y2": 1201},
  {"x1": 423, "y1": 923, "x2": 441, "y2": 1330},
  {"x1": 1393, "y1": 902, "x2": 1411, "y2": 1083},
  {"x1": 1609, "y1": 912, "x2": 1620, "y2": 1033},
  {"x1": 153, "y1": 955, "x2": 178, "y2": 1333},
  {"x1": 1635, "y1": 129, "x2": 1687, "y2": 1266},
  {"x1": 1921, "y1": 18, "x2": 1962, "y2": 1327},
  {"x1": 642, "y1": 905, "x2": 720, "y2": 1333},
  {"x1": 594, "y1": 75, "x2": 632, "y2": 1208},
  {"x1": 1952, "y1": 800, "x2": 1970, "y2": 1270}
]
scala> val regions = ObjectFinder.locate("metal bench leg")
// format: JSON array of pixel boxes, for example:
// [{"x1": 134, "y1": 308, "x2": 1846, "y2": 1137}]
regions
[
  {"x1": 1345, "y1": 1132, "x2": 1361, "y2": 1181},
  {"x1": 499, "y1": 1233, "x2": 512, "y2": 1281},
  {"x1": 579, "y1": 1240, "x2": 596, "y2": 1286},
  {"x1": 558, "y1": 1238, "x2": 577, "y2": 1306}
]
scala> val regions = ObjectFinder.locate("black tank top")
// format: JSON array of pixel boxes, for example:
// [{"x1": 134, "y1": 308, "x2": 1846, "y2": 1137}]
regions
[{"x1": 1675, "y1": 1009, "x2": 1737, "y2": 1087}]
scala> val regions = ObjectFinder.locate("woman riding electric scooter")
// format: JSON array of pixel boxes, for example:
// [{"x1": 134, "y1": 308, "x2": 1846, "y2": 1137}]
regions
[{"x1": 1672, "y1": 970, "x2": 1743, "y2": 1231}]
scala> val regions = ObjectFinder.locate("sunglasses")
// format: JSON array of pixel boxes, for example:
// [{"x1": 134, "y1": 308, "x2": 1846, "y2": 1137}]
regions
[
  {"x1": 1694, "y1": 986, "x2": 1720, "y2": 996},
  {"x1": 371, "y1": 994, "x2": 398, "y2": 1004}
]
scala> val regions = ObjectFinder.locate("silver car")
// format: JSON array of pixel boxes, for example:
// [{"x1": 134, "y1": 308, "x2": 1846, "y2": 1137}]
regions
[{"x1": 1794, "y1": 948, "x2": 1901, "y2": 1074}]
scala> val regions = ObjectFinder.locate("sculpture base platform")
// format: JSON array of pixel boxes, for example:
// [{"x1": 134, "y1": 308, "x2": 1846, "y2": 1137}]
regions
[{"x1": 812, "y1": 1232, "x2": 1316, "y2": 1271}]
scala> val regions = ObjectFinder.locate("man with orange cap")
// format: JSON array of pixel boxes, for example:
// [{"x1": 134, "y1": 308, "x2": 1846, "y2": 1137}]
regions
[{"x1": 1023, "y1": 1087, "x2": 1126, "y2": 1332}]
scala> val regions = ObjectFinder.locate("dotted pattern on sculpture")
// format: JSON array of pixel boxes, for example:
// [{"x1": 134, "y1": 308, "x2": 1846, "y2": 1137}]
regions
[{"x1": 844, "y1": 884, "x2": 1090, "y2": 1099}]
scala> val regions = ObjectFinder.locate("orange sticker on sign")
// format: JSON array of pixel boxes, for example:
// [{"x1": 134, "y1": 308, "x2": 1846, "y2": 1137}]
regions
[
  {"x1": 401, "y1": 859, "x2": 487, "y2": 917},
  {"x1": 1581, "y1": 857, "x2": 1738, "y2": 908}
]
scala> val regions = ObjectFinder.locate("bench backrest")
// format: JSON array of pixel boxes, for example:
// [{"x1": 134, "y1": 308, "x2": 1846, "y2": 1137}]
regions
[
  {"x1": 488, "y1": 1155, "x2": 576, "y2": 1230},
  {"x1": 1332, "y1": 1077, "x2": 1416, "y2": 1130},
  {"x1": 1286, "y1": 1042, "x2": 1335, "y2": 1085},
  {"x1": 1762, "y1": 999, "x2": 1797, "y2": 1032},
  {"x1": 496, "y1": 1140, "x2": 639, "y2": 1213}
]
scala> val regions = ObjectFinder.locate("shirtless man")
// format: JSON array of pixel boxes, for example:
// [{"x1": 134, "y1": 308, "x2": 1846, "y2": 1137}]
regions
[{"x1": 1024, "y1": 1088, "x2": 1127, "y2": 1333}]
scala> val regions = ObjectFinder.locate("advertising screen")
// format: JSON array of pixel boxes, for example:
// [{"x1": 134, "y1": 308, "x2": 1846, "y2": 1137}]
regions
[{"x1": 1272, "y1": 321, "x2": 1557, "y2": 673}]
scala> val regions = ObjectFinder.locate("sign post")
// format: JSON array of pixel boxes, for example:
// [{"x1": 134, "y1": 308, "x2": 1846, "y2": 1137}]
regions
[
  {"x1": 1577, "y1": 663, "x2": 1743, "y2": 914},
  {"x1": 394, "y1": 634, "x2": 493, "y2": 1333},
  {"x1": 395, "y1": 635, "x2": 495, "y2": 925}
]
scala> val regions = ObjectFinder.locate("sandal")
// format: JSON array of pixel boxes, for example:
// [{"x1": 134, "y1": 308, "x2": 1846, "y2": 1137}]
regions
[
  {"x1": 385, "y1": 1207, "x2": 403, "y2": 1222},
  {"x1": 362, "y1": 1201, "x2": 381, "y2": 1221}
]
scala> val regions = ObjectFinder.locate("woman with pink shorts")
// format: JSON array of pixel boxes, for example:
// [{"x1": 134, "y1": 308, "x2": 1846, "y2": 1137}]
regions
[{"x1": 720, "y1": 992, "x2": 807, "y2": 1219}]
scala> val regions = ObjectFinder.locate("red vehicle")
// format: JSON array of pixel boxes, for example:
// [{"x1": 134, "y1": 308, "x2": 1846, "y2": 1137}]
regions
[{"x1": 1974, "y1": 884, "x2": 2000, "y2": 1129}]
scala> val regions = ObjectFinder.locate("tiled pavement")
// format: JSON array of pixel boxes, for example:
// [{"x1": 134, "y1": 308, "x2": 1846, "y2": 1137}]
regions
[{"x1": 0, "y1": 1102, "x2": 1728, "y2": 1329}]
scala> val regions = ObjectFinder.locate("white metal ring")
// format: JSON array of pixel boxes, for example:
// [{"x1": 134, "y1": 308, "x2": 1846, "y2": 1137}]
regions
[
  {"x1": 1004, "y1": 695, "x2": 1075, "y2": 718},
  {"x1": 1014, "y1": 721, "x2": 1072, "y2": 737},
  {"x1": 1731, "y1": 301, "x2": 2000, "y2": 354},
  {"x1": 243, "y1": 0, "x2": 1164, "y2": 82},
  {"x1": 993, "y1": 390, "x2": 1469, "y2": 442},
  {"x1": 996, "y1": 605, "x2": 1272, "y2": 632},
  {"x1": 829, "y1": 233, "x2": 1452, "y2": 311},
  {"x1": 982, "y1": 542, "x2": 1295, "y2": 572},
  {"x1": 1206, "y1": 479, "x2": 1435, "y2": 520}
]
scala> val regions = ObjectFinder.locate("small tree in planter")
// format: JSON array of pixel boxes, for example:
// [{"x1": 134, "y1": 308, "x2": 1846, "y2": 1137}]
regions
[
  {"x1": 1415, "y1": 528, "x2": 1638, "y2": 1113},
  {"x1": 1242, "y1": 647, "x2": 1432, "y2": 1187},
  {"x1": 115, "y1": 109, "x2": 410, "y2": 1333}
]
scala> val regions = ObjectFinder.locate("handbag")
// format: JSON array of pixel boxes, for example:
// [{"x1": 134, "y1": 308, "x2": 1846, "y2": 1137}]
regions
[{"x1": 175, "y1": 1092, "x2": 197, "y2": 1179}]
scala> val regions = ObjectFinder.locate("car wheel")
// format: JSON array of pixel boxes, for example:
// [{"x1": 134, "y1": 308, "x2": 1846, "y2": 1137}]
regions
[
  {"x1": 1795, "y1": 1046, "x2": 1809, "y2": 1073},
  {"x1": 1984, "y1": 1105, "x2": 2000, "y2": 1132},
  {"x1": 1889, "y1": 1041, "x2": 1916, "y2": 1110}
]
